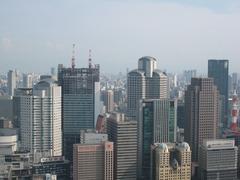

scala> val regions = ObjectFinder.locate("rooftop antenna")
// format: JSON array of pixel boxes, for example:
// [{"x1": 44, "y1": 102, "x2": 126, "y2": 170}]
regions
[
  {"x1": 89, "y1": 49, "x2": 92, "y2": 68},
  {"x1": 71, "y1": 44, "x2": 75, "y2": 69}
]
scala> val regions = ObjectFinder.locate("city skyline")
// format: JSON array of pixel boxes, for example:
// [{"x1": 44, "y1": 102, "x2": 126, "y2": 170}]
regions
[{"x1": 0, "y1": 0, "x2": 240, "y2": 74}]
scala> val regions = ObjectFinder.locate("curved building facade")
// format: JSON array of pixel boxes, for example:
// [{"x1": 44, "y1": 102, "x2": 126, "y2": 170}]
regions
[
  {"x1": 127, "y1": 56, "x2": 168, "y2": 119},
  {"x1": 0, "y1": 129, "x2": 18, "y2": 155}
]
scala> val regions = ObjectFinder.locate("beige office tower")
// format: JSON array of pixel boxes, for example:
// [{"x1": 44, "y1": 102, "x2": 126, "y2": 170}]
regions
[
  {"x1": 151, "y1": 142, "x2": 191, "y2": 180},
  {"x1": 184, "y1": 78, "x2": 220, "y2": 162},
  {"x1": 73, "y1": 141, "x2": 113, "y2": 180},
  {"x1": 8, "y1": 70, "x2": 16, "y2": 96},
  {"x1": 107, "y1": 113, "x2": 138, "y2": 180}
]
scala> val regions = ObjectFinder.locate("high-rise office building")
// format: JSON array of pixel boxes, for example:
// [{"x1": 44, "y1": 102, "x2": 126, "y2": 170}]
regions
[
  {"x1": 113, "y1": 88, "x2": 124, "y2": 106},
  {"x1": 102, "y1": 89, "x2": 114, "y2": 113},
  {"x1": 73, "y1": 141, "x2": 113, "y2": 180},
  {"x1": 184, "y1": 78, "x2": 220, "y2": 162},
  {"x1": 51, "y1": 67, "x2": 56, "y2": 76},
  {"x1": 58, "y1": 64, "x2": 100, "y2": 160},
  {"x1": 177, "y1": 99, "x2": 185, "y2": 129},
  {"x1": 229, "y1": 75, "x2": 233, "y2": 96},
  {"x1": 232, "y1": 73, "x2": 238, "y2": 90},
  {"x1": 13, "y1": 78, "x2": 62, "y2": 156},
  {"x1": 22, "y1": 74, "x2": 33, "y2": 88},
  {"x1": 107, "y1": 113, "x2": 138, "y2": 180},
  {"x1": 199, "y1": 139, "x2": 238, "y2": 180},
  {"x1": 208, "y1": 59, "x2": 229, "y2": 127},
  {"x1": 138, "y1": 99, "x2": 177, "y2": 180},
  {"x1": 183, "y1": 70, "x2": 197, "y2": 84},
  {"x1": 8, "y1": 70, "x2": 16, "y2": 96},
  {"x1": 127, "y1": 56, "x2": 168, "y2": 119},
  {"x1": 0, "y1": 96, "x2": 13, "y2": 122},
  {"x1": 151, "y1": 142, "x2": 191, "y2": 180}
]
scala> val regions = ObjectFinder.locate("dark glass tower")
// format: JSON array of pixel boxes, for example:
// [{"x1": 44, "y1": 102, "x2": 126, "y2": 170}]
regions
[
  {"x1": 58, "y1": 64, "x2": 100, "y2": 161},
  {"x1": 208, "y1": 59, "x2": 229, "y2": 128}
]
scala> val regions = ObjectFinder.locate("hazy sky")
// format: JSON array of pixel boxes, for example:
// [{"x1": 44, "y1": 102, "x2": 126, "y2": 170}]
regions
[{"x1": 0, "y1": 0, "x2": 240, "y2": 74}]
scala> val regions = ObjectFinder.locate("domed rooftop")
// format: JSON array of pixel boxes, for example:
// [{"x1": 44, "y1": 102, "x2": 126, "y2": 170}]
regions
[
  {"x1": 128, "y1": 69, "x2": 145, "y2": 76},
  {"x1": 157, "y1": 143, "x2": 168, "y2": 152},
  {"x1": 139, "y1": 56, "x2": 157, "y2": 61},
  {"x1": 179, "y1": 142, "x2": 190, "y2": 151}
]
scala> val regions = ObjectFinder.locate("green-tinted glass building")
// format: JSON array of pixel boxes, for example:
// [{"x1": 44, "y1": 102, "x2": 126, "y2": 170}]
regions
[{"x1": 137, "y1": 99, "x2": 177, "y2": 180}]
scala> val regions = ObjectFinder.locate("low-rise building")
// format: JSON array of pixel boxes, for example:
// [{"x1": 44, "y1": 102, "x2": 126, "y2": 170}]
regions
[
  {"x1": 151, "y1": 142, "x2": 191, "y2": 180},
  {"x1": 199, "y1": 139, "x2": 238, "y2": 180}
]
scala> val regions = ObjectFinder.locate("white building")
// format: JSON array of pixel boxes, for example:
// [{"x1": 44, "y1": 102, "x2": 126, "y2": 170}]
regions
[
  {"x1": 23, "y1": 74, "x2": 33, "y2": 88},
  {"x1": 8, "y1": 70, "x2": 16, "y2": 96},
  {"x1": 127, "y1": 56, "x2": 168, "y2": 119},
  {"x1": 13, "y1": 78, "x2": 62, "y2": 156}
]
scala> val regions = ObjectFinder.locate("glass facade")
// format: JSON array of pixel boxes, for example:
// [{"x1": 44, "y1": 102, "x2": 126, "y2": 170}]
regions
[
  {"x1": 208, "y1": 59, "x2": 229, "y2": 128},
  {"x1": 142, "y1": 102, "x2": 154, "y2": 179}
]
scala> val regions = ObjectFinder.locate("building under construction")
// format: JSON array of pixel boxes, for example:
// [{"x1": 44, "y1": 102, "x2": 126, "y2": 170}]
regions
[{"x1": 58, "y1": 46, "x2": 101, "y2": 161}]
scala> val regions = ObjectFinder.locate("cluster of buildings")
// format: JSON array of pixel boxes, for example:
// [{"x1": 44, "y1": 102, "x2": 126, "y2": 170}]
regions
[{"x1": 0, "y1": 54, "x2": 239, "y2": 180}]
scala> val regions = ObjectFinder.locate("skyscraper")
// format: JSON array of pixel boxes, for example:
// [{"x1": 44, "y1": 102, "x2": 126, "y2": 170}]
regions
[
  {"x1": 73, "y1": 141, "x2": 113, "y2": 180},
  {"x1": 151, "y1": 142, "x2": 191, "y2": 180},
  {"x1": 177, "y1": 99, "x2": 185, "y2": 129},
  {"x1": 0, "y1": 96, "x2": 13, "y2": 122},
  {"x1": 22, "y1": 73, "x2": 33, "y2": 88},
  {"x1": 183, "y1": 70, "x2": 197, "y2": 84},
  {"x1": 208, "y1": 59, "x2": 229, "y2": 127},
  {"x1": 184, "y1": 78, "x2": 220, "y2": 162},
  {"x1": 127, "y1": 56, "x2": 168, "y2": 119},
  {"x1": 199, "y1": 139, "x2": 238, "y2": 180},
  {"x1": 102, "y1": 89, "x2": 114, "y2": 113},
  {"x1": 107, "y1": 113, "x2": 138, "y2": 180},
  {"x1": 13, "y1": 78, "x2": 62, "y2": 156},
  {"x1": 138, "y1": 99, "x2": 177, "y2": 180},
  {"x1": 58, "y1": 64, "x2": 100, "y2": 160},
  {"x1": 8, "y1": 70, "x2": 16, "y2": 96}
]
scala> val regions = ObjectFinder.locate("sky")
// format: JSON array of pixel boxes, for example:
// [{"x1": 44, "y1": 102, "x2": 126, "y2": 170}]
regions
[{"x1": 0, "y1": 0, "x2": 240, "y2": 74}]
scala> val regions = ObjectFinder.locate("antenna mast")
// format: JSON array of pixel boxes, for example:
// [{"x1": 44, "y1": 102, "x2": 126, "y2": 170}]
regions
[
  {"x1": 89, "y1": 49, "x2": 92, "y2": 68},
  {"x1": 71, "y1": 44, "x2": 76, "y2": 69}
]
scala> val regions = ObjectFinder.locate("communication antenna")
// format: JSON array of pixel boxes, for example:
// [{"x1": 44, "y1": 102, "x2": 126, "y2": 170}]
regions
[
  {"x1": 89, "y1": 49, "x2": 92, "y2": 68},
  {"x1": 71, "y1": 44, "x2": 76, "y2": 69}
]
